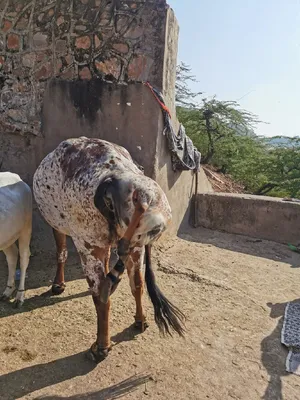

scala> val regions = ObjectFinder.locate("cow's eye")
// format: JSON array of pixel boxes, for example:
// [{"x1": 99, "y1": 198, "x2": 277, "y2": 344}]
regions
[
  {"x1": 104, "y1": 196, "x2": 114, "y2": 211},
  {"x1": 148, "y1": 228, "x2": 161, "y2": 238}
]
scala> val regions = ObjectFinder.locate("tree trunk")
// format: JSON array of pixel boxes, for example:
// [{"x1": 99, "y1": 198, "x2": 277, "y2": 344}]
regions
[
  {"x1": 202, "y1": 114, "x2": 214, "y2": 164},
  {"x1": 254, "y1": 183, "x2": 278, "y2": 195}
]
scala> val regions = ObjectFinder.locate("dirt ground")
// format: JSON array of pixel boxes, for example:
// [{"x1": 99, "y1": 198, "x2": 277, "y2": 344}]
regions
[
  {"x1": 202, "y1": 165, "x2": 246, "y2": 194},
  {"x1": 0, "y1": 226, "x2": 300, "y2": 400}
]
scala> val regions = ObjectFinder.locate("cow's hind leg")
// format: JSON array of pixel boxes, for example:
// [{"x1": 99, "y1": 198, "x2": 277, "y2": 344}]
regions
[
  {"x1": 127, "y1": 247, "x2": 148, "y2": 332},
  {"x1": 1, "y1": 243, "x2": 18, "y2": 301},
  {"x1": 52, "y1": 229, "x2": 68, "y2": 295},
  {"x1": 14, "y1": 225, "x2": 31, "y2": 307}
]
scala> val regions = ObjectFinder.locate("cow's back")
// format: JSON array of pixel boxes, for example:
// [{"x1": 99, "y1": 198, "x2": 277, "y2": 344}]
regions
[
  {"x1": 0, "y1": 172, "x2": 32, "y2": 249},
  {"x1": 33, "y1": 137, "x2": 141, "y2": 241}
]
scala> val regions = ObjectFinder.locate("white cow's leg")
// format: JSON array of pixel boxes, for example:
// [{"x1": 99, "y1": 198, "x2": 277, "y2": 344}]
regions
[
  {"x1": 1, "y1": 243, "x2": 18, "y2": 300},
  {"x1": 15, "y1": 227, "x2": 31, "y2": 307}
]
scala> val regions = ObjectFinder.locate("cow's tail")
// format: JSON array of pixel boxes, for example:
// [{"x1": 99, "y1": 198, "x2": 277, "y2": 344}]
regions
[{"x1": 144, "y1": 245, "x2": 186, "y2": 337}]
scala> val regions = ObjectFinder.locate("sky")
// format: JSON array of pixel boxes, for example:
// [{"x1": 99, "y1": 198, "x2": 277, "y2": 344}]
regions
[{"x1": 169, "y1": 0, "x2": 300, "y2": 137}]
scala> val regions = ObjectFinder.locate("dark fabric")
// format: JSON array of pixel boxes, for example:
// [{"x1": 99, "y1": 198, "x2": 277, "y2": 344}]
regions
[{"x1": 150, "y1": 86, "x2": 201, "y2": 172}]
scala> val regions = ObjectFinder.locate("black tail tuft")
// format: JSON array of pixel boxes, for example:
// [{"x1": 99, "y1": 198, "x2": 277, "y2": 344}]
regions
[{"x1": 144, "y1": 245, "x2": 186, "y2": 337}]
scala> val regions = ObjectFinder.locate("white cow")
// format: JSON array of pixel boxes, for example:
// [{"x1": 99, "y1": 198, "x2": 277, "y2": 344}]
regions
[{"x1": 0, "y1": 172, "x2": 32, "y2": 307}]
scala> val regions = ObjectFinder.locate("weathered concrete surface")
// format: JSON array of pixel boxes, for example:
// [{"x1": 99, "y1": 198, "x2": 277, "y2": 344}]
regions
[
  {"x1": 41, "y1": 79, "x2": 204, "y2": 236},
  {"x1": 196, "y1": 193, "x2": 300, "y2": 244},
  {"x1": 42, "y1": 80, "x2": 159, "y2": 180},
  {"x1": 162, "y1": 6, "x2": 179, "y2": 121}
]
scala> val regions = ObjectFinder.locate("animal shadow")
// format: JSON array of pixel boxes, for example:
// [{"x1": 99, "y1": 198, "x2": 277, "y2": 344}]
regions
[
  {"x1": 35, "y1": 374, "x2": 151, "y2": 399},
  {"x1": 0, "y1": 349, "x2": 150, "y2": 400},
  {"x1": 111, "y1": 323, "x2": 146, "y2": 346}
]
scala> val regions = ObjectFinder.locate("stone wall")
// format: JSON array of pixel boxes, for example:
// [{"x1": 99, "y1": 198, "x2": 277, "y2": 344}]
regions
[{"x1": 0, "y1": 0, "x2": 169, "y2": 141}]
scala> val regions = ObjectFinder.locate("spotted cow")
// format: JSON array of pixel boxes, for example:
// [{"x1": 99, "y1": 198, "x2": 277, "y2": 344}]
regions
[{"x1": 33, "y1": 137, "x2": 185, "y2": 362}]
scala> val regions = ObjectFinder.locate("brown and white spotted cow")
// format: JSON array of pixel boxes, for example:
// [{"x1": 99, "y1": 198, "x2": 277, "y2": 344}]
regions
[{"x1": 33, "y1": 137, "x2": 185, "y2": 362}]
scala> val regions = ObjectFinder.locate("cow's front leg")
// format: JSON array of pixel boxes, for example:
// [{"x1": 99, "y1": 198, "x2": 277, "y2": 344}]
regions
[
  {"x1": 126, "y1": 246, "x2": 148, "y2": 332},
  {"x1": 90, "y1": 295, "x2": 111, "y2": 362},
  {"x1": 76, "y1": 242, "x2": 112, "y2": 363}
]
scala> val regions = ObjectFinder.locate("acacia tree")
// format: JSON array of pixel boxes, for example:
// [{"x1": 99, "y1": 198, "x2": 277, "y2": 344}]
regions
[
  {"x1": 198, "y1": 98, "x2": 260, "y2": 164},
  {"x1": 175, "y1": 62, "x2": 202, "y2": 107},
  {"x1": 175, "y1": 63, "x2": 300, "y2": 198},
  {"x1": 177, "y1": 97, "x2": 260, "y2": 165},
  {"x1": 254, "y1": 138, "x2": 300, "y2": 197}
]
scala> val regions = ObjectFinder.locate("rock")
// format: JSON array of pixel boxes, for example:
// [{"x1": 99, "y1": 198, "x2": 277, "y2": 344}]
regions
[
  {"x1": 56, "y1": 16, "x2": 64, "y2": 26},
  {"x1": 113, "y1": 43, "x2": 129, "y2": 54},
  {"x1": 0, "y1": 55, "x2": 5, "y2": 68},
  {"x1": 75, "y1": 25, "x2": 87, "y2": 32},
  {"x1": 127, "y1": 54, "x2": 153, "y2": 81},
  {"x1": 75, "y1": 36, "x2": 91, "y2": 50},
  {"x1": 55, "y1": 39, "x2": 67, "y2": 53},
  {"x1": 2, "y1": 20, "x2": 12, "y2": 32},
  {"x1": 15, "y1": 17, "x2": 29, "y2": 30},
  {"x1": 34, "y1": 62, "x2": 52, "y2": 80},
  {"x1": 79, "y1": 66, "x2": 92, "y2": 80},
  {"x1": 94, "y1": 35, "x2": 101, "y2": 49},
  {"x1": 7, "y1": 109, "x2": 28, "y2": 124},
  {"x1": 95, "y1": 58, "x2": 121, "y2": 79},
  {"x1": 7, "y1": 33, "x2": 20, "y2": 51},
  {"x1": 22, "y1": 53, "x2": 36, "y2": 68},
  {"x1": 33, "y1": 32, "x2": 48, "y2": 49},
  {"x1": 124, "y1": 22, "x2": 144, "y2": 39}
]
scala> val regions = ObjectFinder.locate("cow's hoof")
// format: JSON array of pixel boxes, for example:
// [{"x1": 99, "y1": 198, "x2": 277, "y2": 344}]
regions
[
  {"x1": 13, "y1": 299, "x2": 24, "y2": 309},
  {"x1": 0, "y1": 292, "x2": 13, "y2": 302},
  {"x1": 51, "y1": 283, "x2": 66, "y2": 296},
  {"x1": 86, "y1": 342, "x2": 111, "y2": 363},
  {"x1": 134, "y1": 319, "x2": 149, "y2": 333}
]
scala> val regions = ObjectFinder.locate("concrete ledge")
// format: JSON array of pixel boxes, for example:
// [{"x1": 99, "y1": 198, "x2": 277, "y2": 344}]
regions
[{"x1": 196, "y1": 193, "x2": 300, "y2": 244}]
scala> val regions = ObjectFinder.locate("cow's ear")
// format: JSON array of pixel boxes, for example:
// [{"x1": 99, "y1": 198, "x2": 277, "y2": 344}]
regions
[{"x1": 94, "y1": 178, "x2": 112, "y2": 212}]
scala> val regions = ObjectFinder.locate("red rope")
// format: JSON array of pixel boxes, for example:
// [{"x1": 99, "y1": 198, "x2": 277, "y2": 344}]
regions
[{"x1": 144, "y1": 82, "x2": 172, "y2": 119}]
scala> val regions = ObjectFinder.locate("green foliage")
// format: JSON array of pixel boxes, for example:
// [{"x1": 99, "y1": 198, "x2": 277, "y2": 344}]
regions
[
  {"x1": 175, "y1": 62, "x2": 300, "y2": 198},
  {"x1": 177, "y1": 105, "x2": 300, "y2": 198},
  {"x1": 175, "y1": 62, "x2": 202, "y2": 107}
]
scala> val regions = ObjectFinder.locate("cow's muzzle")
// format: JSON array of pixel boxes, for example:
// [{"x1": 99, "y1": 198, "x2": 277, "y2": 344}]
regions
[{"x1": 99, "y1": 198, "x2": 148, "y2": 304}]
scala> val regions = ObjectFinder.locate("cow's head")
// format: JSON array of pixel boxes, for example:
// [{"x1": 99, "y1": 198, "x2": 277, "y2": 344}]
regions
[
  {"x1": 94, "y1": 174, "x2": 172, "y2": 304},
  {"x1": 94, "y1": 174, "x2": 172, "y2": 247}
]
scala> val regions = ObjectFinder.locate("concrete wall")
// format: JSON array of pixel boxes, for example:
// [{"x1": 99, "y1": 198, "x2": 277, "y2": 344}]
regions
[
  {"x1": 42, "y1": 80, "x2": 160, "y2": 180},
  {"x1": 196, "y1": 193, "x2": 300, "y2": 244},
  {"x1": 41, "y1": 78, "x2": 204, "y2": 236}
]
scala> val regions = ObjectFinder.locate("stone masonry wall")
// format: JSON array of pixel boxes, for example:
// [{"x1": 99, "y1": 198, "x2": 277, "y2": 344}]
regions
[
  {"x1": 0, "y1": 0, "x2": 199, "y2": 238},
  {"x1": 0, "y1": 0, "x2": 168, "y2": 141}
]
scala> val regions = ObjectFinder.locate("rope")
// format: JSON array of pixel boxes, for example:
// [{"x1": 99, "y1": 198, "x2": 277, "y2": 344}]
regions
[{"x1": 144, "y1": 81, "x2": 172, "y2": 118}]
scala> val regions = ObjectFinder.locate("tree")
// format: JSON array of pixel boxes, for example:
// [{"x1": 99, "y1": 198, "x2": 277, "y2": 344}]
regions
[
  {"x1": 253, "y1": 138, "x2": 300, "y2": 197},
  {"x1": 175, "y1": 62, "x2": 202, "y2": 108},
  {"x1": 175, "y1": 63, "x2": 300, "y2": 199},
  {"x1": 177, "y1": 97, "x2": 260, "y2": 164}
]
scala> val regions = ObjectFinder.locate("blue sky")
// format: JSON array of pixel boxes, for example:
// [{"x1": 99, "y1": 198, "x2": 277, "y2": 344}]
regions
[{"x1": 170, "y1": 0, "x2": 300, "y2": 137}]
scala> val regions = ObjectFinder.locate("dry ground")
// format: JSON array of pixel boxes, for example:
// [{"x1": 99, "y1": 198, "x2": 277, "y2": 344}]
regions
[{"x1": 0, "y1": 227, "x2": 300, "y2": 400}]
